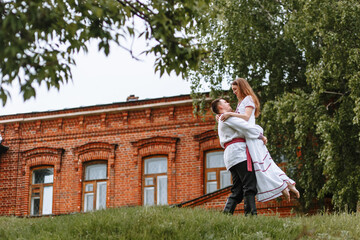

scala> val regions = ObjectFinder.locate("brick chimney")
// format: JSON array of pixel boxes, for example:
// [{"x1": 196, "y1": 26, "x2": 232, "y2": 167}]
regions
[{"x1": 126, "y1": 95, "x2": 139, "y2": 102}]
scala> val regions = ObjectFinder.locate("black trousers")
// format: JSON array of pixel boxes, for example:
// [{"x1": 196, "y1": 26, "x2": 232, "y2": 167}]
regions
[{"x1": 228, "y1": 160, "x2": 257, "y2": 204}]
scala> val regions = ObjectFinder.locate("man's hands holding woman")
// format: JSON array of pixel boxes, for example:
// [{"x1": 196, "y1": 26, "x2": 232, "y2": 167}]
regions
[
  {"x1": 220, "y1": 112, "x2": 233, "y2": 121},
  {"x1": 216, "y1": 112, "x2": 233, "y2": 122}
]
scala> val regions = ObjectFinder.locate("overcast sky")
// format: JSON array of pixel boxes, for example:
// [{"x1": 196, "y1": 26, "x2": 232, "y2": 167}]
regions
[{"x1": 1, "y1": 40, "x2": 194, "y2": 116}]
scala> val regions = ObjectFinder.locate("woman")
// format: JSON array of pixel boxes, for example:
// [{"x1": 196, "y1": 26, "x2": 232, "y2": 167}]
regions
[
  {"x1": 220, "y1": 78, "x2": 299, "y2": 202},
  {"x1": 220, "y1": 78, "x2": 259, "y2": 125}
]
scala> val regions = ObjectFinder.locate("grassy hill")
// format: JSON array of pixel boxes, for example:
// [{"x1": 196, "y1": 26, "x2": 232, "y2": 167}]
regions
[{"x1": 0, "y1": 207, "x2": 359, "y2": 239}]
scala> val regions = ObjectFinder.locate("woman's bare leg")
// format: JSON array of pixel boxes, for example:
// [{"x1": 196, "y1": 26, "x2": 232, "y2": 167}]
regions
[
  {"x1": 287, "y1": 182, "x2": 300, "y2": 198},
  {"x1": 282, "y1": 188, "x2": 290, "y2": 202}
]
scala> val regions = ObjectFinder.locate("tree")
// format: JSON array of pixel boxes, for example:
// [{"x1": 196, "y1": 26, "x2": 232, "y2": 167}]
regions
[
  {"x1": 190, "y1": 0, "x2": 309, "y2": 102},
  {"x1": 191, "y1": 0, "x2": 360, "y2": 212},
  {"x1": 0, "y1": 0, "x2": 210, "y2": 105},
  {"x1": 286, "y1": 0, "x2": 360, "y2": 212}
]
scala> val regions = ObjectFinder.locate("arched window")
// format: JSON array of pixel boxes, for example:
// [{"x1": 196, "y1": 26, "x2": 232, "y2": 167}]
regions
[
  {"x1": 143, "y1": 156, "x2": 168, "y2": 206},
  {"x1": 29, "y1": 167, "x2": 54, "y2": 216},
  {"x1": 82, "y1": 162, "x2": 107, "y2": 212},
  {"x1": 205, "y1": 151, "x2": 231, "y2": 193}
]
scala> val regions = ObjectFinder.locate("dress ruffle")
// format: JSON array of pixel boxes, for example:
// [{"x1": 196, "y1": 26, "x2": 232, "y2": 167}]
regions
[{"x1": 246, "y1": 138, "x2": 296, "y2": 202}]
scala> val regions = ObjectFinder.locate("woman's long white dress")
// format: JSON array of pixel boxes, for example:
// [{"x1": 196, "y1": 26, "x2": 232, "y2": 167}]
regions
[{"x1": 236, "y1": 96, "x2": 295, "y2": 202}]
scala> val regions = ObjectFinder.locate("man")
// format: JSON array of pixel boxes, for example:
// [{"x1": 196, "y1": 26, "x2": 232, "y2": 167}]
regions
[{"x1": 211, "y1": 98, "x2": 267, "y2": 215}]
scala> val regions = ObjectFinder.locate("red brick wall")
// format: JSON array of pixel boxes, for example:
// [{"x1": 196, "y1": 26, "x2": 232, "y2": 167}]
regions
[
  {"x1": 0, "y1": 95, "x2": 301, "y2": 216},
  {"x1": 0, "y1": 96, "x2": 216, "y2": 216}
]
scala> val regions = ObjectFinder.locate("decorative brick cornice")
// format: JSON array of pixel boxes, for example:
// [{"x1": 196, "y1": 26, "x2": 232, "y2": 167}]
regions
[
  {"x1": 132, "y1": 136, "x2": 179, "y2": 149},
  {"x1": 122, "y1": 111, "x2": 128, "y2": 124},
  {"x1": 23, "y1": 147, "x2": 64, "y2": 159},
  {"x1": 73, "y1": 142, "x2": 113, "y2": 155},
  {"x1": 22, "y1": 147, "x2": 64, "y2": 175},
  {"x1": 168, "y1": 107, "x2": 175, "y2": 120},
  {"x1": 78, "y1": 116, "x2": 84, "y2": 129},
  {"x1": 100, "y1": 113, "x2": 107, "y2": 128},
  {"x1": 5, "y1": 118, "x2": 214, "y2": 143},
  {"x1": 35, "y1": 120, "x2": 42, "y2": 134},
  {"x1": 193, "y1": 130, "x2": 221, "y2": 162},
  {"x1": 57, "y1": 118, "x2": 63, "y2": 132},
  {"x1": 73, "y1": 142, "x2": 117, "y2": 171},
  {"x1": 14, "y1": 123, "x2": 20, "y2": 134},
  {"x1": 145, "y1": 109, "x2": 152, "y2": 123},
  {"x1": 194, "y1": 130, "x2": 218, "y2": 143},
  {"x1": 131, "y1": 136, "x2": 179, "y2": 164}
]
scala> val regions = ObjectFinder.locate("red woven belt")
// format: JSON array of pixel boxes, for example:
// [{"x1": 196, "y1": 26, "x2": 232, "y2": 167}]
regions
[{"x1": 224, "y1": 138, "x2": 252, "y2": 172}]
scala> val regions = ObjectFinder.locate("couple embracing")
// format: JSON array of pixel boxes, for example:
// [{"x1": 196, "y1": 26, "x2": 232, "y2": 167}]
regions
[{"x1": 211, "y1": 78, "x2": 300, "y2": 215}]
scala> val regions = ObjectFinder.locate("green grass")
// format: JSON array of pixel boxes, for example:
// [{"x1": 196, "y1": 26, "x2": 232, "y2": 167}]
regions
[{"x1": 0, "y1": 207, "x2": 359, "y2": 239}]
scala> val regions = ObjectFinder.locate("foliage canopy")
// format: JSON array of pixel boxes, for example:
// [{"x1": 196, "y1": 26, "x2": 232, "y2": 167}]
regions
[
  {"x1": 0, "y1": 0, "x2": 209, "y2": 105},
  {"x1": 191, "y1": 0, "x2": 360, "y2": 212}
]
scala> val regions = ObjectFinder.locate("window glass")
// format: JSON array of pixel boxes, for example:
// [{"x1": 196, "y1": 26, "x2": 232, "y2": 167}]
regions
[
  {"x1": 207, "y1": 172, "x2": 216, "y2": 181},
  {"x1": 220, "y1": 170, "x2": 232, "y2": 189},
  {"x1": 31, "y1": 197, "x2": 40, "y2": 216},
  {"x1": 144, "y1": 187, "x2": 155, "y2": 206},
  {"x1": 207, "y1": 182, "x2": 218, "y2": 193},
  {"x1": 85, "y1": 164, "x2": 107, "y2": 180},
  {"x1": 42, "y1": 186, "x2": 53, "y2": 215},
  {"x1": 144, "y1": 157, "x2": 167, "y2": 174},
  {"x1": 206, "y1": 152, "x2": 225, "y2": 168},
  {"x1": 145, "y1": 177, "x2": 153, "y2": 186},
  {"x1": 84, "y1": 193, "x2": 94, "y2": 212},
  {"x1": 96, "y1": 182, "x2": 107, "y2": 210},
  {"x1": 205, "y1": 151, "x2": 230, "y2": 194},
  {"x1": 85, "y1": 184, "x2": 93, "y2": 192},
  {"x1": 32, "y1": 168, "x2": 54, "y2": 184},
  {"x1": 157, "y1": 176, "x2": 168, "y2": 205}
]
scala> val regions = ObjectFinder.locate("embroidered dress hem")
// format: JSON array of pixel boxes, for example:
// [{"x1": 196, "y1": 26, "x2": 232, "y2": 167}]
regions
[{"x1": 246, "y1": 138, "x2": 296, "y2": 202}]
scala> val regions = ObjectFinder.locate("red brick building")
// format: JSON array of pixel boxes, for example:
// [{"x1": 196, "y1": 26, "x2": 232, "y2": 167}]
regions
[{"x1": 0, "y1": 94, "x2": 298, "y2": 217}]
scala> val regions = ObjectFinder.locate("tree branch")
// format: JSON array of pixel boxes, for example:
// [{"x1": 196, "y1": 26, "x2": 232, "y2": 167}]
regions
[
  {"x1": 117, "y1": 0, "x2": 150, "y2": 22},
  {"x1": 118, "y1": 44, "x2": 143, "y2": 61},
  {"x1": 323, "y1": 91, "x2": 344, "y2": 96},
  {"x1": 135, "y1": 0, "x2": 155, "y2": 15}
]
